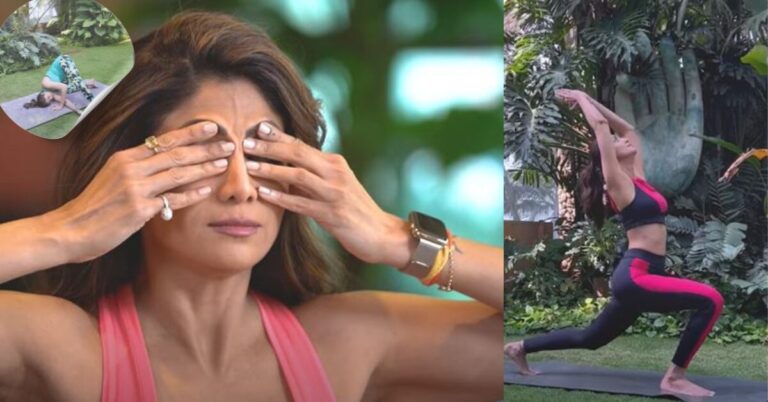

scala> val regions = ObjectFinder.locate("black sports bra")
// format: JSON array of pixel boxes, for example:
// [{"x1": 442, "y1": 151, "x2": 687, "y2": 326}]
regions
[{"x1": 607, "y1": 177, "x2": 668, "y2": 231}]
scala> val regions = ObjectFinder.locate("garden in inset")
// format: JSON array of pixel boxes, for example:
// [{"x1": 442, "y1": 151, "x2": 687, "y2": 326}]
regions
[{"x1": 0, "y1": 0, "x2": 132, "y2": 139}]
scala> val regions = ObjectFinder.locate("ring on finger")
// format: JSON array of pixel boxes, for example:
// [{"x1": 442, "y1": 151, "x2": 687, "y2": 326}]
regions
[
  {"x1": 145, "y1": 136, "x2": 162, "y2": 154},
  {"x1": 160, "y1": 195, "x2": 173, "y2": 221}
]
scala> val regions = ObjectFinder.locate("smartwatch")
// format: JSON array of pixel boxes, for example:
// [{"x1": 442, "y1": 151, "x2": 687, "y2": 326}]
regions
[{"x1": 404, "y1": 212, "x2": 448, "y2": 277}]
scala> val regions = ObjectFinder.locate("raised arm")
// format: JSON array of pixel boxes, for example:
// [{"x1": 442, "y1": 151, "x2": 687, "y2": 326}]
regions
[
  {"x1": 583, "y1": 94, "x2": 645, "y2": 178},
  {"x1": 556, "y1": 89, "x2": 635, "y2": 205}
]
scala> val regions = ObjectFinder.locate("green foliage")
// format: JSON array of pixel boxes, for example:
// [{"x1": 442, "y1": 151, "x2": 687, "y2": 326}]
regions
[
  {"x1": 686, "y1": 219, "x2": 746, "y2": 273},
  {"x1": 505, "y1": 297, "x2": 609, "y2": 335},
  {"x1": 61, "y1": 0, "x2": 126, "y2": 47},
  {"x1": 506, "y1": 0, "x2": 767, "y2": 188},
  {"x1": 504, "y1": 91, "x2": 563, "y2": 178},
  {"x1": 563, "y1": 219, "x2": 626, "y2": 282},
  {"x1": 506, "y1": 238, "x2": 587, "y2": 306},
  {"x1": 505, "y1": 298, "x2": 768, "y2": 345},
  {"x1": 582, "y1": 9, "x2": 649, "y2": 70},
  {"x1": 0, "y1": 30, "x2": 60, "y2": 75},
  {"x1": 741, "y1": 45, "x2": 768, "y2": 76}
]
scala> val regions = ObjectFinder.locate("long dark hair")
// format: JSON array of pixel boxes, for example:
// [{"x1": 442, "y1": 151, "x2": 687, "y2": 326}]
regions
[
  {"x1": 35, "y1": 11, "x2": 347, "y2": 312},
  {"x1": 578, "y1": 140, "x2": 608, "y2": 227},
  {"x1": 23, "y1": 91, "x2": 51, "y2": 109}
]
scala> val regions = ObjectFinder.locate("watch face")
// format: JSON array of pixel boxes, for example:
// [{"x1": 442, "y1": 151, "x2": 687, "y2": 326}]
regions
[{"x1": 413, "y1": 212, "x2": 447, "y2": 239}]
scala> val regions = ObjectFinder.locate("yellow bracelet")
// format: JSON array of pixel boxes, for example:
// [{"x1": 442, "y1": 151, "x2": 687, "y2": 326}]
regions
[{"x1": 420, "y1": 245, "x2": 448, "y2": 285}]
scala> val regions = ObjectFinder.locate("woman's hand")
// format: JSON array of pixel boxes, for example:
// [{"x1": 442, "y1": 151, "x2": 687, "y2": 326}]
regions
[
  {"x1": 54, "y1": 121, "x2": 234, "y2": 263},
  {"x1": 243, "y1": 123, "x2": 410, "y2": 267},
  {"x1": 554, "y1": 88, "x2": 588, "y2": 108}
]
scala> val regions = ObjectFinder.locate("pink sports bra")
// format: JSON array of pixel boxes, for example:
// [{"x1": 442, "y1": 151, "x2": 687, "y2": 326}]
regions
[{"x1": 98, "y1": 285, "x2": 336, "y2": 402}]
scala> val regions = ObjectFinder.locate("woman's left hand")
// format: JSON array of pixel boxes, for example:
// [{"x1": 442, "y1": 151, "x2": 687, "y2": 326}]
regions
[
  {"x1": 243, "y1": 123, "x2": 411, "y2": 268},
  {"x1": 554, "y1": 88, "x2": 587, "y2": 108}
]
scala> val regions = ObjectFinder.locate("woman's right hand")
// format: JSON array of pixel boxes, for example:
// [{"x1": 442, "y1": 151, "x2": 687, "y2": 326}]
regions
[{"x1": 53, "y1": 121, "x2": 233, "y2": 263}]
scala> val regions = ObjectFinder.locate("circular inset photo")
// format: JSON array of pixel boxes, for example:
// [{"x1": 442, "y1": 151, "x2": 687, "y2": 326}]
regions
[{"x1": 0, "y1": 0, "x2": 133, "y2": 139}]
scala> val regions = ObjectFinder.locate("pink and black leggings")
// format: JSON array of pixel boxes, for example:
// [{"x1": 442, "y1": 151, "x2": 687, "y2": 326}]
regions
[{"x1": 523, "y1": 248, "x2": 724, "y2": 368}]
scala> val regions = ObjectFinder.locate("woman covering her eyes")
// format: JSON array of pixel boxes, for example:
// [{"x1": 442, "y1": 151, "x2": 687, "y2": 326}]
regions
[{"x1": 0, "y1": 11, "x2": 501, "y2": 402}]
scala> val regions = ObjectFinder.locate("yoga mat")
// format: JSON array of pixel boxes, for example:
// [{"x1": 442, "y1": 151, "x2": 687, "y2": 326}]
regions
[
  {"x1": 505, "y1": 360, "x2": 767, "y2": 402},
  {"x1": 1, "y1": 81, "x2": 108, "y2": 130}
]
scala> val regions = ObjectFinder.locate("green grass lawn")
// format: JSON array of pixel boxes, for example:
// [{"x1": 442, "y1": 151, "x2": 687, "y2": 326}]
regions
[
  {"x1": 0, "y1": 40, "x2": 133, "y2": 139},
  {"x1": 505, "y1": 335, "x2": 767, "y2": 401}
]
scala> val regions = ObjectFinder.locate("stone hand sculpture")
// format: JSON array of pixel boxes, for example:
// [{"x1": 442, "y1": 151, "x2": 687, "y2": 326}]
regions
[{"x1": 614, "y1": 36, "x2": 704, "y2": 196}]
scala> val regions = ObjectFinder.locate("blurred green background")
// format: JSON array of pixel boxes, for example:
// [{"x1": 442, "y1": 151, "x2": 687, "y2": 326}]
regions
[{"x1": 102, "y1": 0, "x2": 504, "y2": 298}]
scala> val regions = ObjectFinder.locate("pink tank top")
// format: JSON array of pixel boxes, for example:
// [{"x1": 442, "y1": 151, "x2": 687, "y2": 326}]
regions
[{"x1": 98, "y1": 285, "x2": 336, "y2": 402}]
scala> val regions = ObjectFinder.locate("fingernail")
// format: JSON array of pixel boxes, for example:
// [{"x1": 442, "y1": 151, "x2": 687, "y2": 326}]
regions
[
  {"x1": 258, "y1": 186, "x2": 272, "y2": 195},
  {"x1": 243, "y1": 138, "x2": 256, "y2": 149},
  {"x1": 198, "y1": 186, "x2": 212, "y2": 195},
  {"x1": 214, "y1": 159, "x2": 228, "y2": 167},
  {"x1": 221, "y1": 142, "x2": 235, "y2": 152},
  {"x1": 258, "y1": 123, "x2": 273, "y2": 136},
  {"x1": 203, "y1": 123, "x2": 218, "y2": 134},
  {"x1": 246, "y1": 161, "x2": 260, "y2": 170}
]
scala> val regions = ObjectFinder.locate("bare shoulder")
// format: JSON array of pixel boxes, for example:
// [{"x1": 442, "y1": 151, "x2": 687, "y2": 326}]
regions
[
  {"x1": 0, "y1": 291, "x2": 101, "y2": 401},
  {"x1": 0, "y1": 290, "x2": 98, "y2": 339}
]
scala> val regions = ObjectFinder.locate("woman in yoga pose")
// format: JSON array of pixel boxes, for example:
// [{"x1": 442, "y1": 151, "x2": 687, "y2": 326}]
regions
[
  {"x1": 504, "y1": 88, "x2": 724, "y2": 398},
  {"x1": 0, "y1": 12, "x2": 501, "y2": 402},
  {"x1": 23, "y1": 54, "x2": 97, "y2": 115}
]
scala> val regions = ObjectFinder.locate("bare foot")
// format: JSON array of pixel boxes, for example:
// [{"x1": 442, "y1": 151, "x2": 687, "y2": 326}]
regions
[
  {"x1": 85, "y1": 79, "x2": 97, "y2": 89},
  {"x1": 503, "y1": 341, "x2": 539, "y2": 375},
  {"x1": 660, "y1": 369, "x2": 715, "y2": 398}
]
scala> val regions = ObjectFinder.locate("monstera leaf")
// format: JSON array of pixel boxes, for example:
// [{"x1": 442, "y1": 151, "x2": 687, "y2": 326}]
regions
[
  {"x1": 614, "y1": 37, "x2": 704, "y2": 196},
  {"x1": 582, "y1": 9, "x2": 649, "y2": 70},
  {"x1": 504, "y1": 89, "x2": 564, "y2": 180}
]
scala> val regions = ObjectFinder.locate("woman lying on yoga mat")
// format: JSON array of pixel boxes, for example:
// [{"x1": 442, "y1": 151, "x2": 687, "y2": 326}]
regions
[
  {"x1": 504, "y1": 88, "x2": 724, "y2": 398},
  {"x1": 0, "y1": 11, "x2": 501, "y2": 402},
  {"x1": 22, "y1": 54, "x2": 97, "y2": 115}
]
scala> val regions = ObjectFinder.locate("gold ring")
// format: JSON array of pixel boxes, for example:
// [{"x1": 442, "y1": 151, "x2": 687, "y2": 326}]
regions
[{"x1": 145, "y1": 136, "x2": 161, "y2": 154}]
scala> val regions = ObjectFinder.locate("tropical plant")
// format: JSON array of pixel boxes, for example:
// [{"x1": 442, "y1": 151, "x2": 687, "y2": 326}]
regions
[
  {"x1": 563, "y1": 219, "x2": 626, "y2": 287},
  {"x1": 0, "y1": 30, "x2": 60, "y2": 75},
  {"x1": 505, "y1": 237, "x2": 586, "y2": 305},
  {"x1": 505, "y1": 0, "x2": 766, "y2": 191},
  {"x1": 61, "y1": 0, "x2": 126, "y2": 47}
]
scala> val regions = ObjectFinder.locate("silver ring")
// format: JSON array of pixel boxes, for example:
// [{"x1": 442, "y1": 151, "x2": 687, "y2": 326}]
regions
[{"x1": 160, "y1": 195, "x2": 173, "y2": 221}]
